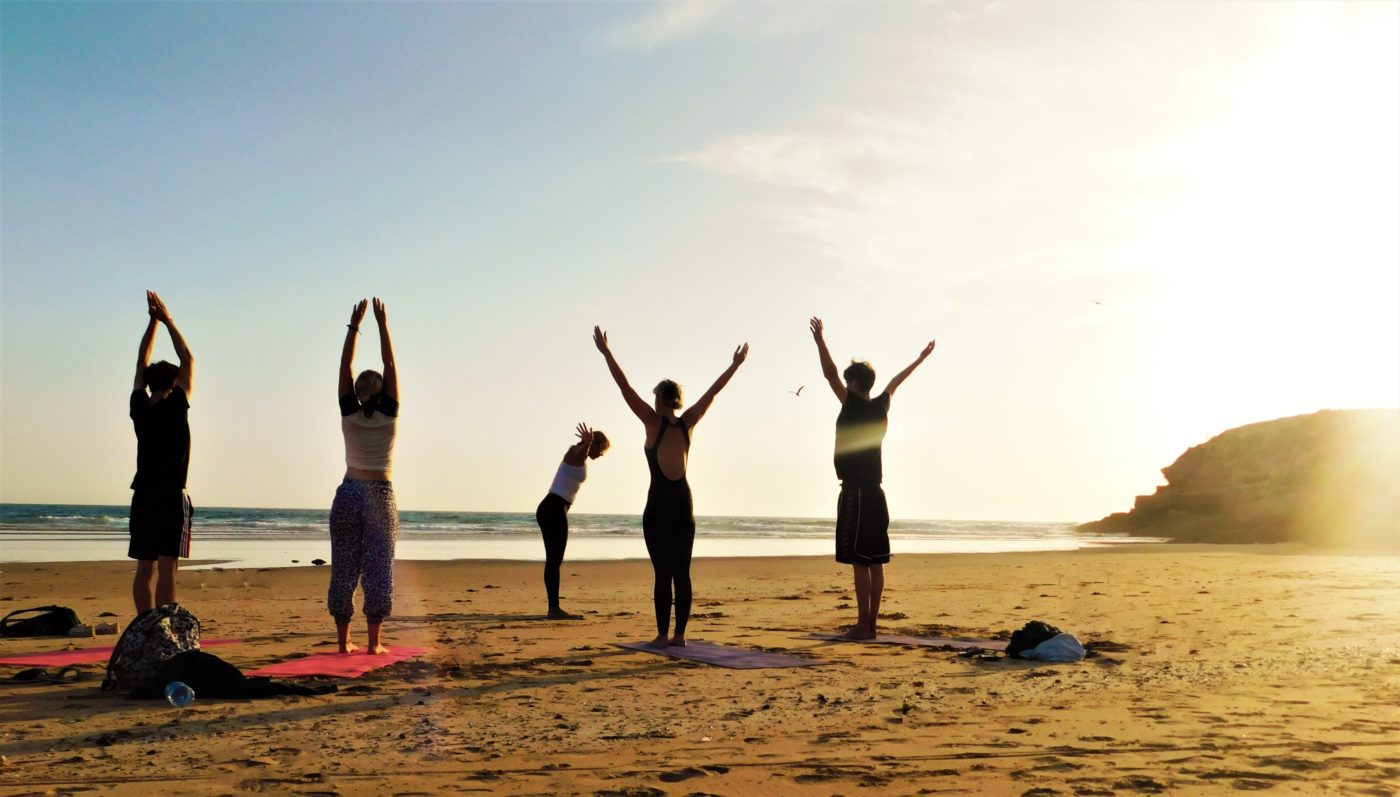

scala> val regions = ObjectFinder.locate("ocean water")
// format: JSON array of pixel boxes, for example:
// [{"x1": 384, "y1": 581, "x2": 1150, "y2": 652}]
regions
[{"x1": 0, "y1": 503, "x2": 1151, "y2": 569}]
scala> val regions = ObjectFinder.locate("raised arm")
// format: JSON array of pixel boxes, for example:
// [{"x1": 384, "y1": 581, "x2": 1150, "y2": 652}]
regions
[
  {"x1": 148, "y1": 291, "x2": 195, "y2": 397},
  {"x1": 884, "y1": 340, "x2": 936, "y2": 397},
  {"x1": 134, "y1": 308, "x2": 158, "y2": 392},
  {"x1": 809, "y1": 317, "x2": 846, "y2": 403},
  {"x1": 594, "y1": 326, "x2": 655, "y2": 423},
  {"x1": 339, "y1": 300, "x2": 368, "y2": 397},
  {"x1": 681, "y1": 343, "x2": 748, "y2": 429},
  {"x1": 373, "y1": 298, "x2": 397, "y2": 400},
  {"x1": 563, "y1": 422, "x2": 594, "y2": 467}
]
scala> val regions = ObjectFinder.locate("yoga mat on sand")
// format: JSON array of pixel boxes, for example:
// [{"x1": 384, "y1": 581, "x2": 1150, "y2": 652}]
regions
[
  {"x1": 0, "y1": 639, "x2": 241, "y2": 667},
  {"x1": 803, "y1": 633, "x2": 1007, "y2": 651},
  {"x1": 245, "y1": 647, "x2": 429, "y2": 678},
  {"x1": 613, "y1": 640, "x2": 822, "y2": 669}
]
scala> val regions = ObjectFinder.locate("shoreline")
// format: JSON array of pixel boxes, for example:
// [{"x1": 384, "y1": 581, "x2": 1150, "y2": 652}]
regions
[
  {"x1": 0, "y1": 541, "x2": 1367, "y2": 570},
  {"x1": 10, "y1": 540, "x2": 1387, "y2": 577},
  {"x1": 0, "y1": 531, "x2": 1160, "y2": 569}
]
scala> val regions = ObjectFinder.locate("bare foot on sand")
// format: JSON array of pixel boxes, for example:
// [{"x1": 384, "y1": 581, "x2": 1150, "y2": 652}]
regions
[
  {"x1": 367, "y1": 623, "x2": 386, "y2": 655},
  {"x1": 668, "y1": 634, "x2": 687, "y2": 647},
  {"x1": 647, "y1": 634, "x2": 669, "y2": 647},
  {"x1": 842, "y1": 626, "x2": 875, "y2": 641},
  {"x1": 547, "y1": 607, "x2": 581, "y2": 620},
  {"x1": 339, "y1": 640, "x2": 361, "y2": 654}
]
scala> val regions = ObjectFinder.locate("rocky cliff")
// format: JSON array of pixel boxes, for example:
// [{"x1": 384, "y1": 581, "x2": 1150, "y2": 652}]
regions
[{"x1": 1080, "y1": 409, "x2": 1400, "y2": 547}]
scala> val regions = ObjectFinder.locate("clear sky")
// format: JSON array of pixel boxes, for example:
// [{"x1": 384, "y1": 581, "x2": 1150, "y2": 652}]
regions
[{"x1": 3, "y1": 1, "x2": 1397, "y2": 521}]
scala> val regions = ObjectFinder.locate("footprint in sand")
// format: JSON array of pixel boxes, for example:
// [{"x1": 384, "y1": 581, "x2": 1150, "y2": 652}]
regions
[
  {"x1": 658, "y1": 766, "x2": 707, "y2": 782},
  {"x1": 1113, "y1": 775, "x2": 1167, "y2": 793},
  {"x1": 793, "y1": 765, "x2": 874, "y2": 783}
]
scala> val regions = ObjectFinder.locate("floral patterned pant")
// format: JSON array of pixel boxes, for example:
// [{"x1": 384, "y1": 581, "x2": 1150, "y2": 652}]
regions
[{"x1": 328, "y1": 479, "x2": 398, "y2": 624}]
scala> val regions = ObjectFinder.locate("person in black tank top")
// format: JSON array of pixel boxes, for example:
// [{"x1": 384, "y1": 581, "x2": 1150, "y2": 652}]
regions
[
  {"x1": 810, "y1": 317, "x2": 935, "y2": 640},
  {"x1": 595, "y1": 326, "x2": 748, "y2": 647}
]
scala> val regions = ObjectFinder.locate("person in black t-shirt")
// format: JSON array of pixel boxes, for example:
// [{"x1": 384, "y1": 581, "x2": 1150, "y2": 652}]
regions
[
  {"x1": 128, "y1": 291, "x2": 195, "y2": 615},
  {"x1": 810, "y1": 317, "x2": 934, "y2": 640}
]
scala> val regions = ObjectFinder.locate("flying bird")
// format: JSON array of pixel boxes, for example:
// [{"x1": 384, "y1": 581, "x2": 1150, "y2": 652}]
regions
[{"x1": 790, "y1": 386, "x2": 805, "y2": 396}]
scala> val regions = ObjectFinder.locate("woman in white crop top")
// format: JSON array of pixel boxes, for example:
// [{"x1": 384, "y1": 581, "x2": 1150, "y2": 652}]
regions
[
  {"x1": 535, "y1": 422, "x2": 610, "y2": 618},
  {"x1": 328, "y1": 298, "x2": 400, "y2": 655}
]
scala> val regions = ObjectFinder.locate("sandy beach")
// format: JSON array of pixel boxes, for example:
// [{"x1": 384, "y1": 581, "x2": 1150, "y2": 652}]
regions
[{"x1": 1, "y1": 546, "x2": 1398, "y2": 796}]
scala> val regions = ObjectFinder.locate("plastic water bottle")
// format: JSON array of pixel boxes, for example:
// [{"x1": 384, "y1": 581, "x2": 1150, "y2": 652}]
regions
[{"x1": 164, "y1": 681, "x2": 195, "y2": 708}]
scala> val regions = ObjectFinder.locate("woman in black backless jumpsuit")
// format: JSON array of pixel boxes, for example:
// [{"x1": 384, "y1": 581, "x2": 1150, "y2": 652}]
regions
[
  {"x1": 593, "y1": 326, "x2": 748, "y2": 647},
  {"x1": 643, "y1": 416, "x2": 695, "y2": 640}
]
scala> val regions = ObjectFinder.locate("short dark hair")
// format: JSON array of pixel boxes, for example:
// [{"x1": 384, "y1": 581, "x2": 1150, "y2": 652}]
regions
[
  {"x1": 653, "y1": 380, "x2": 682, "y2": 410},
  {"x1": 144, "y1": 361, "x2": 178, "y2": 392},
  {"x1": 843, "y1": 360, "x2": 876, "y2": 393},
  {"x1": 589, "y1": 431, "x2": 611, "y2": 456}
]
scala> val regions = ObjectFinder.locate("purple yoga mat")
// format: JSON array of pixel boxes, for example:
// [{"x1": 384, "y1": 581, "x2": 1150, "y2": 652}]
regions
[
  {"x1": 244, "y1": 646, "x2": 429, "y2": 678},
  {"x1": 802, "y1": 633, "x2": 1007, "y2": 651},
  {"x1": 0, "y1": 639, "x2": 242, "y2": 667},
  {"x1": 613, "y1": 640, "x2": 822, "y2": 669}
]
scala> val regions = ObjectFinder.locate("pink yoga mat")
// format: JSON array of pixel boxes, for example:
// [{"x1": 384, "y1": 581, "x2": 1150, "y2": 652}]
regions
[
  {"x1": 803, "y1": 633, "x2": 1007, "y2": 651},
  {"x1": 614, "y1": 640, "x2": 822, "y2": 669},
  {"x1": 0, "y1": 639, "x2": 242, "y2": 667},
  {"x1": 245, "y1": 646, "x2": 429, "y2": 678}
]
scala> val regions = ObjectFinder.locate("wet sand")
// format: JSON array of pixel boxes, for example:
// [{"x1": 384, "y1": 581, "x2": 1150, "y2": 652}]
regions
[{"x1": 1, "y1": 545, "x2": 1398, "y2": 795}]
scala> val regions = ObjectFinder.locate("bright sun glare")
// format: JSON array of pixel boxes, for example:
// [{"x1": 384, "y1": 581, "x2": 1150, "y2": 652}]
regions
[{"x1": 1134, "y1": 11, "x2": 1399, "y2": 451}]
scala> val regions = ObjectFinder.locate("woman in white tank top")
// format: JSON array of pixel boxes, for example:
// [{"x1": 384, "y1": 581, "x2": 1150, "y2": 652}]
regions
[
  {"x1": 329, "y1": 298, "x2": 400, "y2": 655},
  {"x1": 535, "y1": 422, "x2": 610, "y2": 618}
]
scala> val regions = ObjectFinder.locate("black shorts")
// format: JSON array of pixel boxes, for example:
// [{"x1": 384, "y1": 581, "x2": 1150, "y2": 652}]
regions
[
  {"x1": 835, "y1": 485, "x2": 890, "y2": 566},
  {"x1": 129, "y1": 490, "x2": 193, "y2": 560}
]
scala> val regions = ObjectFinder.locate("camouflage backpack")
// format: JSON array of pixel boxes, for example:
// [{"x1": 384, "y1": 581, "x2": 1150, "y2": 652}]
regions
[{"x1": 101, "y1": 604, "x2": 201, "y2": 692}]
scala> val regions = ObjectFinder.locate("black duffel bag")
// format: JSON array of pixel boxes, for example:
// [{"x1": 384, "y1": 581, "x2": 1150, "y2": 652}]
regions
[
  {"x1": 1005, "y1": 620, "x2": 1063, "y2": 658},
  {"x1": 0, "y1": 605, "x2": 82, "y2": 637}
]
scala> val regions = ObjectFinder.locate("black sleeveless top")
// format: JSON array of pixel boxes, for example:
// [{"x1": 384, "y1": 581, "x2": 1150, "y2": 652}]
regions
[{"x1": 645, "y1": 417, "x2": 690, "y2": 488}]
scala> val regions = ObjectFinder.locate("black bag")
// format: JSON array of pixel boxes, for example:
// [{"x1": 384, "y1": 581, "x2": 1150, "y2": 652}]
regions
[
  {"x1": 130, "y1": 650, "x2": 337, "y2": 700},
  {"x1": 101, "y1": 604, "x2": 201, "y2": 692},
  {"x1": 0, "y1": 605, "x2": 82, "y2": 637},
  {"x1": 1006, "y1": 620, "x2": 1063, "y2": 658}
]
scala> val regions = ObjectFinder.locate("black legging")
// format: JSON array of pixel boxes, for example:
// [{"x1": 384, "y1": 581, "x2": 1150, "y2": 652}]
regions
[
  {"x1": 642, "y1": 481, "x2": 695, "y2": 637},
  {"x1": 535, "y1": 493, "x2": 570, "y2": 609}
]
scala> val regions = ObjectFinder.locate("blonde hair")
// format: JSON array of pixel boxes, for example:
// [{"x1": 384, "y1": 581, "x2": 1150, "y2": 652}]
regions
[
  {"x1": 590, "y1": 431, "x2": 611, "y2": 456},
  {"x1": 355, "y1": 370, "x2": 384, "y2": 403}
]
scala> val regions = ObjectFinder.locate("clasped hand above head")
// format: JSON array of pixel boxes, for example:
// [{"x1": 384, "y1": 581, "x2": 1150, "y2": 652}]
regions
[{"x1": 147, "y1": 291, "x2": 173, "y2": 325}]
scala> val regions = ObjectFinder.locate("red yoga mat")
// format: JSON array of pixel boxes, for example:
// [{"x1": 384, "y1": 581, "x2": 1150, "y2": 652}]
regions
[
  {"x1": 245, "y1": 646, "x2": 429, "y2": 678},
  {"x1": 0, "y1": 639, "x2": 242, "y2": 667}
]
